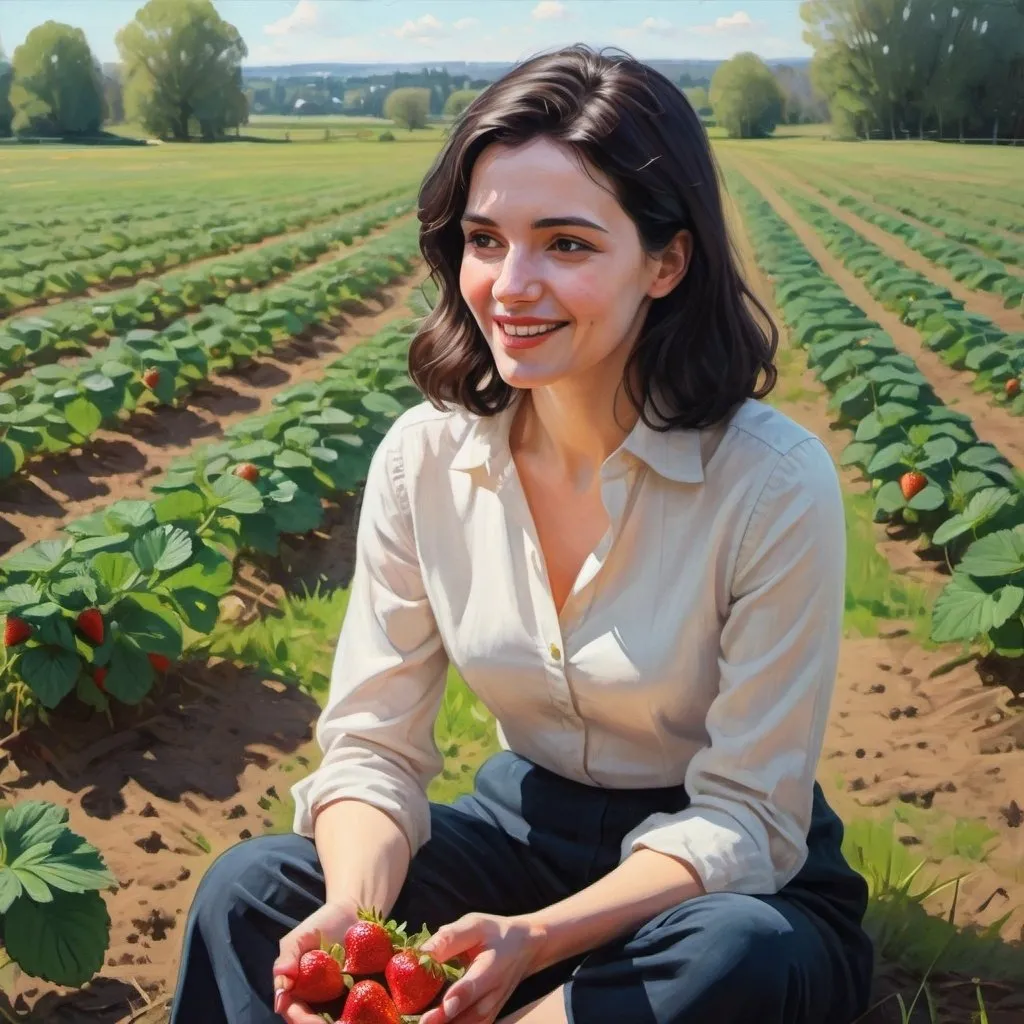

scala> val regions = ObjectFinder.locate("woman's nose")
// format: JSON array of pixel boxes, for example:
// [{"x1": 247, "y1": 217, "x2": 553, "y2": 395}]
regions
[{"x1": 492, "y1": 247, "x2": 542, "y2": 305}]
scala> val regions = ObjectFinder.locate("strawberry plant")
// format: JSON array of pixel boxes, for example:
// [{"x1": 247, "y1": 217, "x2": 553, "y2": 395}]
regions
[
  {"x1": 729, "y1": 169, "x2": 1024, "y2": 665},
  {"x1": 0, "y1": 315, "x2": 422, "y2": 718},
  {"x1": 775, "y1": 185, "x2": 1024, "y2": 416},
  {"x1": 0, "y1": 800, "x2": 116, "y2": 988},
  {"x1": 0, "y1": 225, "x2": 419, "y2": 483},
  {"x1": 0, "y1": 190, "x2": 414, "y2": 378}
]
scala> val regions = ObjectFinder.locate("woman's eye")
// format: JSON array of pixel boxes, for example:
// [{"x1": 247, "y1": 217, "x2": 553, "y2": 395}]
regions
[
  {"x1": 551, "y1": 237, "x2": 590, "y2": 253},
  {"x1": 468, "y1": 232, "x2": 498, "y2": 249}
]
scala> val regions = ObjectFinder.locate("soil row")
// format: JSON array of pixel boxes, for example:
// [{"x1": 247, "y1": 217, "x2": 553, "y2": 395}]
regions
[
  {"x1": 730, "y1": 158, "x2": 1024, "y2": 471},
  {"x1": 0, "y1": 274, "x2": 423, "y2": 560}
]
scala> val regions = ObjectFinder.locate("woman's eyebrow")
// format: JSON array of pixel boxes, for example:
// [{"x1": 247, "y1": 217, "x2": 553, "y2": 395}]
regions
[{"x1": 461, "y1": 212, "x2": 608, "y2": 233}]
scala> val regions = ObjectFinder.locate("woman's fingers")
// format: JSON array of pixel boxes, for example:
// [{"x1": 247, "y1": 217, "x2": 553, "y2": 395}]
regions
[
  {"x1": 421, "y1": 947, "x2": 498, "y2": 1024},
  {"x1": 421, "y1": 913, "x2": 487, "y2": 964}
]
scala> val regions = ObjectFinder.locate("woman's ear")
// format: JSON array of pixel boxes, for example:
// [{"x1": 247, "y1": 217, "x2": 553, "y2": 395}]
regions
[{"x1": 647, "y1": 229, "x2": 693, "y2": 300}]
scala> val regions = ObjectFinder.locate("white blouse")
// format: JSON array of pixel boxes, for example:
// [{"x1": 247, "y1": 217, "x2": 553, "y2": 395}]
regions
[{"x1": 290, "y1": 392, "x2": 847, "y2": 897}]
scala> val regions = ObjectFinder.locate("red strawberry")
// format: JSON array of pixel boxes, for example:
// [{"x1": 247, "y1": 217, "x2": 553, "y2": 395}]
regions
[
  {"x1": 76, "y1": 608, "x2": 104, "y2": 645},
  {"x1": 142, "y1": 368, "x2": 161, "y2": 390},
  {"x1": 3, "y1": 616, "x2": 32, "y2": 647},
  {"x1": 148, "y1": 653, "x2": 171, "y2": 673},
  {"x1": 92, "y1": 666, "x2": 108, "y2": 692},
  {"x1": 292, "y1": 947, "x2": 346, "y2": 1005},
  {"x1": 899, "y1": 471, "x2": 927, "y2": 501},
  {"x1": 1007, "y1": 378, "x2": 1021, "y2": 399},
  {"x1": 342, "y1": 908, "x2": 403, "y2": 976},
  {"x1": 232, "y1": 462, "x2": 259, "y2": 483},
  {"x1": 385, "y1": 948, "x2": 461, "y2": 1015},
  {"x1": 340, "y1": 979, "x2": 400, "y2": 1024}
]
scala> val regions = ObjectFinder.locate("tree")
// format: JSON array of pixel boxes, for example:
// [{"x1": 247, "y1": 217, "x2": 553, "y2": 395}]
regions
[
  {"x1": 0, "y1": 46, "x2": 12, "y2": 137},
  {"x1": 709, "y1": 53, "x2": 785, "y2": 138},
  {"x1": 385, "y1": 87, "x2": 430, "y2": 130},
  {"x1": 9, "y1": 22, "x2": 104, "y2": 136},
  {"x1": 116, "y1": 0, "x2": 247, "y2": 142},
  {"x1": 444, "y1": 88, "x2": 482, "y2": 118}
]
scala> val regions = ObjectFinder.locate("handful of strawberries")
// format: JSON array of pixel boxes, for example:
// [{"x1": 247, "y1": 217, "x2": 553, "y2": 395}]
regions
[{"x1": 289, "y1": 906, "x2": 465, "y2": 1023}]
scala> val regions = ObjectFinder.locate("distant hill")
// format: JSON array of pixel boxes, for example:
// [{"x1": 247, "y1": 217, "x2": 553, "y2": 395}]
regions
[{"x1": 241, "y1": 57, "x2": 812, "y2": 82}]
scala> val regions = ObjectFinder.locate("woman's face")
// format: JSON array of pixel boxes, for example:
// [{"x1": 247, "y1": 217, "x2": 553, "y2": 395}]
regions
[{"x1": 458, "y1": 136, "x2": 689, "y2": 392}]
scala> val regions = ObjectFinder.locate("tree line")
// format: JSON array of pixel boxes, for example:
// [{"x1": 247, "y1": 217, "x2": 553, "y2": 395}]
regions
[
  {"x1": 801, "y1": 0, "x2": 1024, "y2": 141},
  {"x1": 0, "y1": 0, "x2": 246, "y2": 141}
]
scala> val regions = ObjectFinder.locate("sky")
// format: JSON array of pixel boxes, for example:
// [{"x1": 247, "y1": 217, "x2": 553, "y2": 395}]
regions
[{"x1": 0, "y1": 1, "x2": 811, "y2": 67}]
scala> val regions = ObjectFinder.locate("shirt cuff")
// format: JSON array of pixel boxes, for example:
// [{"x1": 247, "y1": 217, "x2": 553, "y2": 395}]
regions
[
  {"x1": 291, "y1": 751, "x2": 432, "y2": 857},
  {"x1": 620, "y1": 797, "x2": 809, "y2": 896}
]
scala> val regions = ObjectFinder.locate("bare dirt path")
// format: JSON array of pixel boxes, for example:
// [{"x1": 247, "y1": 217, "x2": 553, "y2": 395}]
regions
[
  {"x1": 0, "y1": 274, "x2": 423, "y2": 560},
  {"x1": 748, "y1": 157, "x2": 1024, "y2": 333},
  {"x1": 723, "y1": 159, "x2": 1024, "y2": 471}
]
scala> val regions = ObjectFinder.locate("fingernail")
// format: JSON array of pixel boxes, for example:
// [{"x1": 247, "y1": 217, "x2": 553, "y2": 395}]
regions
[
  {"x1": 274, "y1": 990, "x2": 283, "y2": 1014},
  {"x1": 444, "y1": 996, "x2": 461, "y2": 1017}
]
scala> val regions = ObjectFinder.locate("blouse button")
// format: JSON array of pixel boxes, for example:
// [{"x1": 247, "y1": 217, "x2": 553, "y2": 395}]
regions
[{"x1": 549, "y1": 642, "x2": 561, "y2": 661}]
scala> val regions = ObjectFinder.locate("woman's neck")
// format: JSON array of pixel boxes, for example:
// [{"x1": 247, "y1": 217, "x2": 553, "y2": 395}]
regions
[{"x1": 511, "y1": 370, "x2": 640, "y2": 490}]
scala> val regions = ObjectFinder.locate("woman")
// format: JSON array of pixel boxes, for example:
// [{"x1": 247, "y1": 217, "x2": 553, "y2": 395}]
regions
[{"x1": 170, "y1": 44, "x2": 874, "y2": 1024}]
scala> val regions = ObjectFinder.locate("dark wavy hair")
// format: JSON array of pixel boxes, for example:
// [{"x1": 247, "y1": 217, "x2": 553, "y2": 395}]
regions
[{"x1": 408, "y1": 43, "x2": 778, "y2": 431}]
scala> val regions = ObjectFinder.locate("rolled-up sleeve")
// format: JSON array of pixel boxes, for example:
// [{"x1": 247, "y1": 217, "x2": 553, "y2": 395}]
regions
[
  {"x1": 290, "y1": 418, "x2": 448, "y2": 857},
  {"x1": 621, "y1": 437, "x2": 847, "y2": 895}
]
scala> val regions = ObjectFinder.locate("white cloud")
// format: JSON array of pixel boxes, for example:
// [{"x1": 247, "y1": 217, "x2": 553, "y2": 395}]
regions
[
  {"x1": 532, "y1": 1, "x2": 568, "y2": 21},
  {"x1": 639, "y1": 17, "x2": 675, "y2": 36},
  {"x1": 394, "y1": 13, "x2": 445, "y2": 40},
  {"x1": 691, "y1": 11, "x2": 757, "y2": 35},
  {"x1": 264, "y1": 0, "x2": 321, "y2": 37},
  {"x1": 453, "y1": 17, "x2": 480, "y2": 31}
]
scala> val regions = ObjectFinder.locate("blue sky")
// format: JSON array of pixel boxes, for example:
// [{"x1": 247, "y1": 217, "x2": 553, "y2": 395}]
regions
[{"x1": 0, "y1": 1, "x2": 810, "y2": 67}]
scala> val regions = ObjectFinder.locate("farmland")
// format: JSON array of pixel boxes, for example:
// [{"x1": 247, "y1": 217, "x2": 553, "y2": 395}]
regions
[{"x1": 0, "y1": 132, "x2": 1022, "y2": 1024}]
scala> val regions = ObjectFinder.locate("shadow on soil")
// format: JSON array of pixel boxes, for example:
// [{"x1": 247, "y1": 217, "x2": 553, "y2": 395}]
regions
[{"x1": 0, "y1": 660, "x2": 320, "y2": 817}]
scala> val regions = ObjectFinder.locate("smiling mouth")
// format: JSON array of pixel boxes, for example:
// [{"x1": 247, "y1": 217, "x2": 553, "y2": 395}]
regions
[{"x1": 496, "y1": 321, "x2": 569, "y2": 337}]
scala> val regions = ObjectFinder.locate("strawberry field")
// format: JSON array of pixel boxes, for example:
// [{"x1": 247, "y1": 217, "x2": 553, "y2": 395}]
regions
[{"x1": 0, "y1": 135, "x2": 1023, "y2": 1024}]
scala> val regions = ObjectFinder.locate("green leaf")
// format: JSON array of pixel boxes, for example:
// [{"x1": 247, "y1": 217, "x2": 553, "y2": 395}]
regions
[
  {"x1": 0, "y1": 869, "x2": 22, "y2": 914},
  {"x1": 15, "y1": 828, "x2": 115, "y2": 898},
  {"x1": 89, "y1": 552, "x2": 142, "y2": 595},
  {"x1": 958, "y1": 527, "x2": 1024, "y2": 579},
  {"x1": 153, "y1": 488, "x2": 208, "y2": 525},
  {"x1": 0, "y1": 583, "x2": 43, "y2": 611},
  {"x1": 107, "y1": 500, "x2": 156, "y2": 531},
  {"x1": 932, "y1": 574, "x2": 1022, "y2": 643},
  {"x1": 2, "y1": 539, "x2": 71, "y2": 575},
  {"x1": 63, "y1": 398, "x2": 103, "y2": 438},
  {"x1": 907, "y1": 484, "x2": 946, "y2": 512},
  {"x1": 211, "y1": 473, "x2": 263, "y2": 514},
  {"x1": 103, "y1": 638, "x2": 154, "y2": 705},
  {"x1": 5, "y1": 889, "x2": 110, "y2": 987},
  {"x1": 132, "y1": 526, "x2": 193, "y2": 574},
  {"x1": 110, "y1": 593, "x2": 183, "y2": 658},
  {"x1": 19, "y1": 648, "x2": 80, "y2": 708},
  {"x1": 361, "y1": 391, "x2": 404, "y2": 417}
]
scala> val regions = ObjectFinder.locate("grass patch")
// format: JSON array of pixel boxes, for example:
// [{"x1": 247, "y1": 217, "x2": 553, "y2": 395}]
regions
[{"x1": 842, "y1": 489, "x2": 938, "y2": 647}]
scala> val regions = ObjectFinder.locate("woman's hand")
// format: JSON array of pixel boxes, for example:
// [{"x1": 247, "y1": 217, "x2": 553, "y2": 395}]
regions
[
  {"x1": 273, "y1": 899, "x2": 358, "y2": 1023},
  {"x1": 417, "y1": 912, "x2": 546, "y2": 1024}
]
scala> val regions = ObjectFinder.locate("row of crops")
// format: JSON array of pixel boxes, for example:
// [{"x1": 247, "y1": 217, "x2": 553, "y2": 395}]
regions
[
  {"x1": 0, "y1": 188, "x2": 415, "y2": 376},
  {"x1": 0, "y1": 183, "x2": 415, "y2": 315},
  {"x1": 768, "y1": 182, "x2": 1024, "y2": 415},
  {"x1": 728, "y1": 169, "x2": 1024, "y2": 662},
  {"x1": 0, "y1": 207, "x2": 418, "y2": 486},
  {"x1": 0, "y1": 291, "x2": 430, "y2": 988}
]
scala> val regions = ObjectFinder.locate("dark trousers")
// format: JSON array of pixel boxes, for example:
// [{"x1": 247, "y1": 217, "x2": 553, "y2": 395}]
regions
[{"x1": 170, "y1": 751, "x2": 874, "y2": 1023}]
